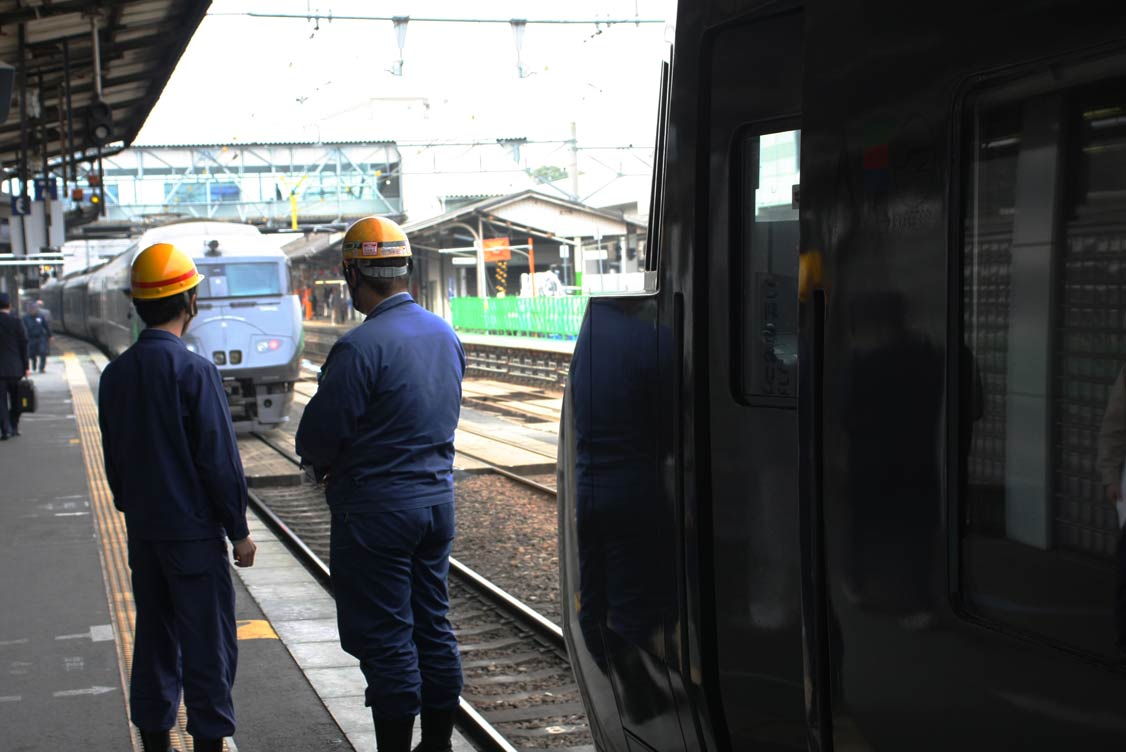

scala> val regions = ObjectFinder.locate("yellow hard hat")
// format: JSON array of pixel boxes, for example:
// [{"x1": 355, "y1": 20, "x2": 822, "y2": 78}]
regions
[
  {"x1": 341, "y1": 216, "x2": 411, "y2": 261},
  {"x1": 131, "y1": 243, "x2": 204, "y2": 301}
]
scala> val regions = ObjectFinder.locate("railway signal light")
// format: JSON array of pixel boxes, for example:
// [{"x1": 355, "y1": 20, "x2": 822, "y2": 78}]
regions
[{"x1": 85, "y1": 99, "x2": 114, "y2": 148}]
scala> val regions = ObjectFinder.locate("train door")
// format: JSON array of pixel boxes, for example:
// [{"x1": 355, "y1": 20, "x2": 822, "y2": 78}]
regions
[
  {"x1": 804, "y1": 11, "x2": 1126, "y2": 750},
  {"x1": 702, "y1": 5, "x2": 808, "y2": 749}
]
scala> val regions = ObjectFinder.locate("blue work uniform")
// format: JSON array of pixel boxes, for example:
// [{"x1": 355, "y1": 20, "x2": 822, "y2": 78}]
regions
[
  {"x1": 98, "y1": 328, "x2": 249, "y2": 740},
  {"x1": 21, "y1": 311, "x2": 50, "y2": 372},
  {"x1": 295, "y1": 292, "x2": 465, "y2": 720}
]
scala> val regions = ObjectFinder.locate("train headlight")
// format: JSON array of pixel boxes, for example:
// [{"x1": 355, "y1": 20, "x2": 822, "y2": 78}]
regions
[{"x1": 255, "y1": 338, "x2": 283, "y2": 353}]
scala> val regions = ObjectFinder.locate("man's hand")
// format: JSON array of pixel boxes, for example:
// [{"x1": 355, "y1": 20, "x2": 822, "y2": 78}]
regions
[
  {"x1": 1105, "y1": 484, "x2": 1121, "y2": 503},
  {"x1": 232, "y1": 536, "x2": 257, "y2": 567}
]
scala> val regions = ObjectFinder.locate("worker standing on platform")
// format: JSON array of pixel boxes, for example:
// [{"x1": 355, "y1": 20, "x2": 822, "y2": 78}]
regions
[
  {"x1": 296, "y1": 216, "x2": 465, "y2": 752},
  {"x1": 98, "y1": 243, "x2": 257, "y2": 752},
  {"x1": 21, "y1": 301, "x2": 51, "y2": 373},
  {"x1": 0, "y1": 292, "x2": 28, "y2": 439}
]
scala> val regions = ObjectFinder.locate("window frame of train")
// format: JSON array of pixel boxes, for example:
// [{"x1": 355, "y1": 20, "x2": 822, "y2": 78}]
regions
[
  {"x1": 643, "y1": 58, "x2": 672, "y2": 280},
  {"x1": 195, "y1": 262, "x2": 285, "y2": 300},
  {"x1": 955, "y1": 47, "x2": 1126, "y2": 664},
  {"x1": 732, "y1": 121, "x2": 801, "y2": 407}
]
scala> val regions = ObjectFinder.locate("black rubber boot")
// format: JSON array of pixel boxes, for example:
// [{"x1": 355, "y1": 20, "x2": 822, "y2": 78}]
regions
[
  {"x1": 192, "y1": 739, "x2": 223, "y2": 752},
  {"x1": 373, "y1": 714, "x2": 415, "y2": 752},
  {"x1": 412, "y1": 708, "x2": 455, "y2": 752},
  {"x1": 138, "y1": 730, "x2": 172, "y2": 752}
]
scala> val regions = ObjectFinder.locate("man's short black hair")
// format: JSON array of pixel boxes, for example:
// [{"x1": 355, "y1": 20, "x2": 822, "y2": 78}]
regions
[{"x1": 134, "y1": 290, "x2": 192, "y2": 327}]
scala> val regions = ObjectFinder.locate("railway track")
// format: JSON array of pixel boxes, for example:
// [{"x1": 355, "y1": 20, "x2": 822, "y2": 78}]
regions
[
  {"x1": 274, "y1": 385, "x2": 559, "y2": 496},
  {"x1": 303, "y1": 328, "x2": 573, "y2": 389},
  {"x1": 242, "y1": 434, "x2": 589, "y2": 752}
]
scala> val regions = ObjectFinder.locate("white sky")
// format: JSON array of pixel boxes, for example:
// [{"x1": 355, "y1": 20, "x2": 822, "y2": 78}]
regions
[{"x1": 136, "y1": 0, "x2": 676, "y2": 149}]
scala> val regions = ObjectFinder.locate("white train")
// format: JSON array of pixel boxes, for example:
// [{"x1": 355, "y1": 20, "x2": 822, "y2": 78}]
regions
[{"x1": 41, "y1": 221, "x2": 303, "y2": 431}]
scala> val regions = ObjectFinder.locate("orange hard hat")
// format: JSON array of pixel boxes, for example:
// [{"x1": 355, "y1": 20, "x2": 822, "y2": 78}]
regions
[
  {"x1": 341, "y1": 216, "x2": 411, "y2": 261},
  {"x1": 131, "y1": 243, "x2": 204, "y2": 301}
]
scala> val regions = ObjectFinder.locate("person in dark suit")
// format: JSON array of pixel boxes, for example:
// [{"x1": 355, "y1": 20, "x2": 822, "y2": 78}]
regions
[{"x1": 0, "y1": 292, "x2": 29, "y2": 439}]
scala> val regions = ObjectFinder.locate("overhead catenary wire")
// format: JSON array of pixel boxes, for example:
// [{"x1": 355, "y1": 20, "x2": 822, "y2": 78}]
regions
[{"x1": 211, "y1": 12, "x2": 665, "y2": 25}]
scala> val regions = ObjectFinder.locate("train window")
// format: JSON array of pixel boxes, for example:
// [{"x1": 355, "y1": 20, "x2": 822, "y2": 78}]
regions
[
  {"x1": 197, "y1": 263, "x2": 283, "y2": 299},
  {"x1": 738, "y1": 128, "x2": 800, "y2": 402},
  {"x1": 960, "y1": 62, "x2": 1126, "y2": 661}
]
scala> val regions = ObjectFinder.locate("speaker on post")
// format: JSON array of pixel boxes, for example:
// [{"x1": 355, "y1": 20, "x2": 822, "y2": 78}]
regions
[{"x1": 85, "y1": 98, "x2": 113, "y2": 148}]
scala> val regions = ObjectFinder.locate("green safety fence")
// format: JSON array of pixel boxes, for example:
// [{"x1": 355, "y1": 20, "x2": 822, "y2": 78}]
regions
[{"x1": 450, "y1": 296, "x2": 589, "y2": 338}]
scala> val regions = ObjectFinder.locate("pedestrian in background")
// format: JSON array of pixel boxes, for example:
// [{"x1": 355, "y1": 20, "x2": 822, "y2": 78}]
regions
[
  {"x1": 22, "y1": 301, "x2": 51, "y2": 373},
  {"x1": 297, "y1": 217, "x2": 465, "y2": 752},
  {"x1": 0, "y1": 292, "x2": 28, "y2": 440},
  {"x1": 99, "y1": 243, "x2": 257, "y2": 752}
]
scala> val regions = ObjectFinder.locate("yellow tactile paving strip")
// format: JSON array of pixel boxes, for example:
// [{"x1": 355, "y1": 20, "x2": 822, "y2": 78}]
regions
[{"x1": 64, "y1": 352, "x2": 220, "y2": 752}]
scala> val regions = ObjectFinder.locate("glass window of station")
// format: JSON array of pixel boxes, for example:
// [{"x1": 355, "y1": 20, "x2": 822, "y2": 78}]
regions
[{"x1": 960, "y1": 58, "x2": 1126, "y2": 661}]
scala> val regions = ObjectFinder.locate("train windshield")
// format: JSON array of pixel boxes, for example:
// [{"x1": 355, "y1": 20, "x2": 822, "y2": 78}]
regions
[{"x1": 196, "y1": 262, "x2": 282, "y2": 299}]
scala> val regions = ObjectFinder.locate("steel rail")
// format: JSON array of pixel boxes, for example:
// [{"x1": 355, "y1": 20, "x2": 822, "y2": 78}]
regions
[
  {"x1": 248, "y1": 433, "x2": 560, "y2": 636},
  {"x1": 252, "y1": 428, "x2": 558, "y2": 497},
  {"x1": 449, "y1": 556, "x2": 565, "y2": 648},
  {"x1": 454, "y1": 447, "x2": 558, "y2": 496},
  {"x1": 244, "y1": 489, "x2": 519, "y2": 752}
]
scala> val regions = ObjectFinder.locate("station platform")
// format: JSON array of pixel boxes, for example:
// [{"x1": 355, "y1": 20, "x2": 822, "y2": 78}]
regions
[{"x1": 0, "y1": 341, "x2": 468, "y2": 752}]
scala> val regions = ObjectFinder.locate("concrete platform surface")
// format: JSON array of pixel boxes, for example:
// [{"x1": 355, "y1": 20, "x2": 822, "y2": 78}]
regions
[{"x1": 1, "y1": 340, "x2": 350, "y2": 751}]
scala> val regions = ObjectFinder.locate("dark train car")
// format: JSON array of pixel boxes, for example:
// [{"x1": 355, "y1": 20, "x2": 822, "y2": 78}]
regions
[
  {"x1": 61, "y1": 277, "x2": 89, "y2": 340},
  {"x1": 558, "y1": 1, "x2": 1126, "y2": 750}
]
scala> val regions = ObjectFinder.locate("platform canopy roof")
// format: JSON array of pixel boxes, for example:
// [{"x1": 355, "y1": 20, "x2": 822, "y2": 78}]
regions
[
  {"x1": 404, "y1": 189, "x2": 647, "y2": 242},
  {"x1": 0, "y1": 0, "x2": 211, "y2": 173}
]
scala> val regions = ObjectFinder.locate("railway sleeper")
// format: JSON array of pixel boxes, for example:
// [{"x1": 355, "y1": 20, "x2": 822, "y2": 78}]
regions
[
  {"x1": 463, "y1": 684, "x2": 580, "y2": 706},
  {"x1": 470, "y1": 667, "x2": 570, "y2": 685},
  {"x1": 487, "y1": 702, "x2": 588, "y2": 724}
]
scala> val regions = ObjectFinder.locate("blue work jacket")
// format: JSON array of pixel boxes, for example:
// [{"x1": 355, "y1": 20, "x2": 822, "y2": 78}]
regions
[
  {"x1": 98, "y1": 328, "x2": 249, "y2": 542},
  {"x1": 296, "y1": 292, "x2": 465, "y2": 512}
]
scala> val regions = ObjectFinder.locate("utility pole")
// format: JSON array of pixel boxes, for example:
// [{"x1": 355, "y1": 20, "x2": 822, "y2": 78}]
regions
[
  {"x1": 569, "y1": 122, "x2": 579, "y2": 201},
  {"x1": 476, "y1": 216, "x2": 486, "y2": 298}
]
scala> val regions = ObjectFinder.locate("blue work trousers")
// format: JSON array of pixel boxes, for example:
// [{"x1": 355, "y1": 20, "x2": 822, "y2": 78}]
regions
[
  {"x1": 128, "y1": 537, "x2": 237, "y2": 739},
  {"x1": 330, "y1": 503, "x2": 463, "y2": 719},
  {"x1": 28, "y1": 337, "x2": 48, "y2": 372}
]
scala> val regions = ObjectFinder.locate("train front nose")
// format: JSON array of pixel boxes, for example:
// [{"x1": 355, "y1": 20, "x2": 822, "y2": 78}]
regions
[{"x1": 184, "y1": 316, "x2": 296, "y2": 428}]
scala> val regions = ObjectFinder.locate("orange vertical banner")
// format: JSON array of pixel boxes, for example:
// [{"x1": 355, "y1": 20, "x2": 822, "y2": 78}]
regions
[{"x1": 528, "y1": 237, "x2": 536, "y2": 297}]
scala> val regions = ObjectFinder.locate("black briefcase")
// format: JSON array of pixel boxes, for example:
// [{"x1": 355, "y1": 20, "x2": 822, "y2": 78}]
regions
[{"x1": 18, "y1": 377, "x2": 36, "y2": 413}]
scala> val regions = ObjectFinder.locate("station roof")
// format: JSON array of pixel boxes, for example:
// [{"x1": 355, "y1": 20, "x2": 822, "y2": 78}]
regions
[
  {"x1": 404, "y1": 189, "x2": 647, "y2": 240},
  {"x1": 280, "y1": 190, "x2": 646, "y2": 265},
  {"x1": 0, "y1": 0, "x2": 211, "y2": 172}
]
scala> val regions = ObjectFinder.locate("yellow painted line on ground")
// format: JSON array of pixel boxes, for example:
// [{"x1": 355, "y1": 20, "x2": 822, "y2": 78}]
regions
[
  {"x1": 236, "y1": 620, "x2": 279, "y2": 641},
  {"x1": 64, "y1": 352, "x2": 229, "y2": 752}
]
